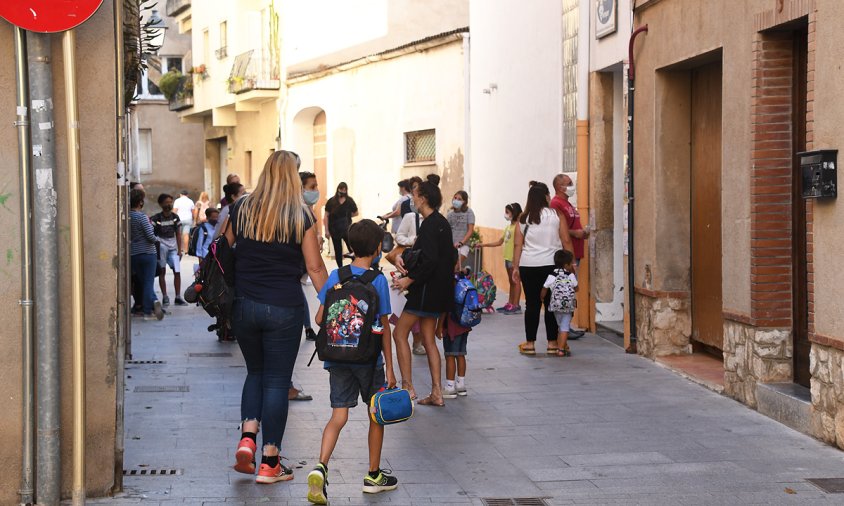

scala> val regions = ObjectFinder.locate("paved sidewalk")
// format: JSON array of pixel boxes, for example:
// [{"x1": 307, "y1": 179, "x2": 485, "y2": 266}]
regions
[{"x1": 95, "y1": 278, "x2": 844, "y2": 505}]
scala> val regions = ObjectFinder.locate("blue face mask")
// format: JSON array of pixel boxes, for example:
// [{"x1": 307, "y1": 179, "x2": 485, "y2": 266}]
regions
[
  {"x1": 303, "y1": 190, "x2": 320, "y2": 205},
  {"x1": 371, "y1": 253, "x2": 382, "y2": 267}
]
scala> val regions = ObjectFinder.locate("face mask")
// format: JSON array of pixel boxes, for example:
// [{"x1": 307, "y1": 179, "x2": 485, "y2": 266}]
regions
[
  {"x1": 338, "y1": 191, "x2": 347, "y2": 197},
  {"x1": 505, "y1": 214, "x2": 512, "y2": 222},
  {"x1": 409, "y1": 199, "x2": 418, "y2": 212},
  {"x1": 303, "y1": 190, "x2": 320, "y2": 205},
  {"x1": 208, "y1": 219, "x2": 218, "y2": 226},
  {"x1": 162, "y1": 204, "x2": 173, "y2": 212},
  {"x1": 371, "y1": 253, "x2": 382, "y2": 267},
  {"x1": 453, "y1": 199, "x2": 464, "y2": 210},
  {"x1": 565, "y1": 185, "x2": 575, "y2": 198}
]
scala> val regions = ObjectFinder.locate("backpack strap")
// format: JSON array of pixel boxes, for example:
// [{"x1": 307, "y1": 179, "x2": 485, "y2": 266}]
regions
[
  {"x1": 338, "y1": 265, "x2": 355, "y2": 284},
  {"x1": 415, "y1": 212, "x2": 420, "y2": 232},
  {"x1": 359, "y1": 269, "x2": 379, "y2": 285}
]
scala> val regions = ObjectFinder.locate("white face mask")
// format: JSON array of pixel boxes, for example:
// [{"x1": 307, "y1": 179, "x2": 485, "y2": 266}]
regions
[
  {"x1": 565, "y1": 185, "x2": 575, "y2": 198},
  {"x1": 505, "y1": 214, "x2": 512, "y2": 222},
  {"x1": 453, "y1": 199, "x2": 464, "y2": 210}
]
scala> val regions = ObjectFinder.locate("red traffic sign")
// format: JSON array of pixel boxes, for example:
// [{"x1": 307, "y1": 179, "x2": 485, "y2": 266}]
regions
[{"x1": 0, "y1": 0, "x2": 104, "y2": 33}]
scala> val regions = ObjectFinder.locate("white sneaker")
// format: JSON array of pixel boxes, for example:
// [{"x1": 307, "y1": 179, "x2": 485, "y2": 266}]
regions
[
  {"x1": 412, "y1": 345, "x2": 426, "y2": 355},
  {"x1": 442, "y1": 387, "x2": 458, "y2": 399},
  {"x1": 456, "y1": 384, "x2": 468, "y2": 396}
]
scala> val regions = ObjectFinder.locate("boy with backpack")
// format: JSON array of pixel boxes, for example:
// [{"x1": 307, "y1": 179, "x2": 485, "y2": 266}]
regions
[
  {"x1": 540, "y1": 249, "x2": 578, "y2": 357},
  {"x1": 308, "y1": 219, "x2": 398, "y2": 504},
  {"x1": 190, "y1": 208, "x2": 219, "y2": 264}
]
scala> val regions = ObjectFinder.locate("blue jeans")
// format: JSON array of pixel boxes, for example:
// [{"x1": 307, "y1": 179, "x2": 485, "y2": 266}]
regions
[
  {"x1": 131, "y1": 253, "x2": 158, "y2": 315},
  {"x1": 232, "y1": 297, "x2": 304, "y2": 449}
]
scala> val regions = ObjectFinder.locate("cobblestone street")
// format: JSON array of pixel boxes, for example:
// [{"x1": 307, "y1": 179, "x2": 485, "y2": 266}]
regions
[{"x1": 85, "y1": 267, "x2": 844, "y2": 506}]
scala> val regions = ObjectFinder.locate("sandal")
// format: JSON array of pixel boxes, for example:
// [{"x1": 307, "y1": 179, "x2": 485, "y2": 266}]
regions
[
  {"x1": 417, "y1": 395, "x2": 445, "y2": 407},
  {"x1": 401, "y1": 380, "x2": 417, "y2": 400},
  {"x1": 289, "y1": 388, "x2": 313, "y2": 401},
  {"x1": 518, "y1": 342, "x2": 536, "y2": 355},
  {"x1": 546, "y1": 347, "x2": 559, "y2": 355},
  {"x1": 555, "y1": 346, "x2": 571, "y2": 357}
]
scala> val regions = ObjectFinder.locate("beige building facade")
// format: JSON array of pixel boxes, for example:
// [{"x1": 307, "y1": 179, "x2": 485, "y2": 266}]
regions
[
  {"x1": 629, "y1": 0, "x2": 844, "y2": 447},
  {"x1": 0, "y1": 4, "x2": 122, "y2": 502}
]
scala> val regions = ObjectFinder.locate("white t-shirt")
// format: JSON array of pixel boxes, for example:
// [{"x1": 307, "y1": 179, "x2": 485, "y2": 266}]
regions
[
  {"x1": 518, "y1": 208, "x2": 562, "y2": 267},
  {"x1": 396, "y1": 212, "x2": 422, "y2": 246},
  {"x1": 391, "y1": 195, "x2": 410, "y2": 234},
  {"x1": 544, "y1": 271, "x2": 578, "y2": 289},
  {"x1": 174, "y1": 195, "x2": 195, "y2": 224}
]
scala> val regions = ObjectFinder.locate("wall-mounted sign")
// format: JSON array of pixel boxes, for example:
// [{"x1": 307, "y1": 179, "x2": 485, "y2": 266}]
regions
[
  {"x1": 596, "y1": 0, "x2": 617, "y2": 39},
  {"x1": 0, "y1": 0, "x2": 103, "y2": 33}
]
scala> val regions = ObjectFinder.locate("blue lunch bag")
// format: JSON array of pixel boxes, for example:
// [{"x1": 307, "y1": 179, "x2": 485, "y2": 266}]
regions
[{"x1": 369, "y1": 388, "x2": 414, "y2": 425}]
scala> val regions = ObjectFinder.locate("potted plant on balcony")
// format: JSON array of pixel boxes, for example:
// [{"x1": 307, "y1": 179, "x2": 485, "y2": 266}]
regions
[
  {"x1": 158, "y1": 69, "x2": 183, "y2": 100},
  {"x1": 189, "y1": 64, "x2": 209, "y2": 80}
]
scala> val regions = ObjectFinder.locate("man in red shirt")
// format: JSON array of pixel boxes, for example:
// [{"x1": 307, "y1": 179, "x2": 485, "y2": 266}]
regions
[{"x1": 551, "y1": 174, "x2": 590, "y2": 337}]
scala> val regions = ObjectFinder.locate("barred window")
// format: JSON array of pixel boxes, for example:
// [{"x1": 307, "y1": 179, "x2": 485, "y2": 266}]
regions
[{"x1": 405, "y1": 129, "x2": 436, "y2": 163}]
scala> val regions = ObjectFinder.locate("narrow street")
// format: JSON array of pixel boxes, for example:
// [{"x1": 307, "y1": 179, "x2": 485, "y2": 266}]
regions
[{"x1": 87, "y1": 265, "x2": 844, "y2": 506}]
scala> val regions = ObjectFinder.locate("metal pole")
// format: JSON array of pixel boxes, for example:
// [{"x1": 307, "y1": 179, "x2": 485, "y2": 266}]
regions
[
  {"x1": 113, "y1": 0, "x2": 129, "y2": 493},
  {"x1": 626, "y1": 25, "x2": 648, "y2": 354},
  {"x1": 14, "y1": 26, "x2": 35, "y2": 506},
  {"x1": 63, "y1": 29, "x2": 88, "y2": 506},
  {"x1": 28, "y1": 31, "x2": 61, "y2": 506}
]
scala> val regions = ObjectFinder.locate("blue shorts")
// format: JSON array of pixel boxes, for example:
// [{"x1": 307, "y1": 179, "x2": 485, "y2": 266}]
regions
[
  {"x1": 405, "y1": 309, "x2": 440, "y2": 319},
  {"x1": 158, "y1": 245, "x2": 181, "y2": 273},
  {"x1": 180, "y1": 223, "x2": 192, "y2": 236},
  {"x1": 328, "y1": 364, "x2": 385, "y2": 408},
  {"x1": 443, "y1": 332, "x2": 468, "y2": 356},
  {"x1": 554, "y1": 312, "x2": 573, "y2": 332}
]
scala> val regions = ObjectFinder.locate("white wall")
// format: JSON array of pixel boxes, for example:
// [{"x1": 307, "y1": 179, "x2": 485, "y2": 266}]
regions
[
  {"x1": 590, "y1": 0, "x2": 632, "y2": 72},
  {"x1": 283, "y1": 0, "x2": 469, "y2": 73},
  {"x1": 470, "y1": 0, "x2": 564, "y2": 228},
  {"x1": 282, "y1": 41, "x2": 466, "y2": 221}
]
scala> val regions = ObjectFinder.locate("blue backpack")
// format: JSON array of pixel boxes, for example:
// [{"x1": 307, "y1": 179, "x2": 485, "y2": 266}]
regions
[{"x1": 452, "y1": 275, "x2": 482, "y2": 328}]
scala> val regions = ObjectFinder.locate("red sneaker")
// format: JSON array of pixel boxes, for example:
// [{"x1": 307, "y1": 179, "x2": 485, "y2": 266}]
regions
[
  {"x1": 256, "y1": 461, "x2": 294, "y2": 484},
  {"x1": 233, "y1": 437, "x2": 256, "y2": 474}
]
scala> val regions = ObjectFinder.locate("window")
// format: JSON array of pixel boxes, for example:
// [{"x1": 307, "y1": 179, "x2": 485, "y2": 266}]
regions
[
  {"x1": 404, "y1": 129, "x2": 436, "y2": 163},
  {"x1": 138, "y1": 129, "x2": 153, "y2": 175},
  {"x1": 136, "y1": 56, "x2": 184, "y2": 98},
  {"x1": 217, "y1": 21, "x2": 228, "y2": 59},
  {"x1": 202, "y1": 28, "x2": 210, "y2": 65}
]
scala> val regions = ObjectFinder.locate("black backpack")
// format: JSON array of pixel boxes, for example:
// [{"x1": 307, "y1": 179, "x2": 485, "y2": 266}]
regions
[
  {"x1": 185, "y1": 234, "x2": 234, "y2": 321},
  {"x1": 187, "y1": 225, "x2": 208, "y2": 257},
  {"x1": 314, "y1": 266, "x2": 381, "y2": 364}
]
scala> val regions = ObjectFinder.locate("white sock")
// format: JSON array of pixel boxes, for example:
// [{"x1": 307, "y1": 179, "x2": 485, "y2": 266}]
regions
[
  {"x1": 445, "y1": 380, "x2": 455, "y2": 390},
  {"x1": 456, "y1": 376, "x2": 465, "y2": 388}
]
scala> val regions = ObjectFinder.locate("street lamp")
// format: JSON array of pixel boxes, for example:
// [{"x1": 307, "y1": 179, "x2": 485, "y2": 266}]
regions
[{"x1": 143, "y1": 9, "x2": 168, "y2": 56}]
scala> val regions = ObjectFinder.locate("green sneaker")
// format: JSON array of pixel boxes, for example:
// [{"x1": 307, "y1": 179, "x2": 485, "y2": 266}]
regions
[
  {"x1": 307, "y1": 463, "x2": 328, "y2": 504},
  {"x1": 363, "y1": 468, "x2": 398, "y2": 494}
]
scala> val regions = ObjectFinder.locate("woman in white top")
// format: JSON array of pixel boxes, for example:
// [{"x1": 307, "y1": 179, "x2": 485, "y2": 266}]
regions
[{"x1": 511, "y1": 181, "x2": 574, "y2": 355}]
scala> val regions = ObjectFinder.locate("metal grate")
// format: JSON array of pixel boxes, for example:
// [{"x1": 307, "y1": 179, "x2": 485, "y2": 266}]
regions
[
  {"x1": 124, "y1": 467, "x2": 183, "y2": 476},
  {"x1": 188, "y1": 352, "x2": 232, "y2": 357},
  {"x1": 405, "y1": 129, "x2": 436, "y2": 163},
  {"x1": 134, "y1": 386, "x2": 189, "y2": 393},
  {"x1": 807, "y1": 478, "x2": 844, "y2": 493},
  {"x1": 126, "y1": 360, "x2": 166, "y2": 364},
  {"x1": 482, "y1": 499, "x2": 549, "y2": 506}
]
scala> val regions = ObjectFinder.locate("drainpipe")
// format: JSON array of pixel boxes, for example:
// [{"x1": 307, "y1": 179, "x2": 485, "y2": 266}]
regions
[
  {"x1": 462, "y1": 32, "x2": 471, "y2": 195},
  {"x1": 626, "y1": 25, "x2": 648, "y2": 354},
  {"x1": 62, "y1": 29, "x2": 88, "y2": 506},
  {"x1": 14, "y1": 26, "x2": 35, "y2": 506},
  {"x1": 28, "y1": 31, "x2": 61, "y2": 506},
  {"x1": 113, "y1": 0, "x2": 129, "y2": 493}
]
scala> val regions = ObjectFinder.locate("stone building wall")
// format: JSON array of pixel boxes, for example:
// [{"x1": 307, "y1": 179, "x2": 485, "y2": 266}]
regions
[
  {"x1": 723, "y1": 320, "x2": 792, "y2": 408},
  {"x1": 809, "y1": 344, "x2": 844, "y2": 449},
  {"x1": 635, "y1": 291, "x2": 691, "y2": 357}
]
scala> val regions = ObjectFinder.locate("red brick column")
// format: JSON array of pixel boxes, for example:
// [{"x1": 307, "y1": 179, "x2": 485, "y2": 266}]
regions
[{"x1": 750, "y1": 32, "x2": 794, "y2": 327}]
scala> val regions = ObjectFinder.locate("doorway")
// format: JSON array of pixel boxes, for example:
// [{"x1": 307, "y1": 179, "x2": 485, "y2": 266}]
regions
[
  {"x1": 792, "y1": 28, "x2": 810, "y2": 387},
  {"x1": 690, "y1": 62, "x2": 724, "y2": 352},
  {"x1": 313, "y1": 111, "x2": 328, "y2": 218}
]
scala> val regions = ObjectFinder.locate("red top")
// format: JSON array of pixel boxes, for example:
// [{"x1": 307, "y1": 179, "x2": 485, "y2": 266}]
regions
[{"x1": 550, "y1": 196, "x2": 584, "y2": 260}]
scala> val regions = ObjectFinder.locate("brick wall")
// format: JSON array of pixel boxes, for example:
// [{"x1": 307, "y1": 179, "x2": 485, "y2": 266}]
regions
[
  {"x1": 750, "y1": 32, "x2": 794, "y2": 328},
  {"x1": 805, "y1": 13, "x2": 816, "y2": 342}
]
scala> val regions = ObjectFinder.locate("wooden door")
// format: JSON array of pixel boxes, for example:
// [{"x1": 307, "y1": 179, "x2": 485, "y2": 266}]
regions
[
  {"x1": 792, "y1": 30, "x2": 810, "y2": 387},
  {"x1": 691, "y1": 63, "x2": 724, "y2": 350}
]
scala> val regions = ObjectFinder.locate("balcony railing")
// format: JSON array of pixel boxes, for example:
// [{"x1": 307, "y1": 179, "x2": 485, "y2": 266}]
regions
[
  {"x1": 168, "y1": 76, "x2": 193, "y2": 111},
  {"x1": 215, "y1": 46, "x2": 228, "y2": 60},
  {"x1": 227, "y1": 50, "x2": 280, "y2": 94},
  {"x1": 165, "y1": 0, "x2": 191, "y2": 17}
]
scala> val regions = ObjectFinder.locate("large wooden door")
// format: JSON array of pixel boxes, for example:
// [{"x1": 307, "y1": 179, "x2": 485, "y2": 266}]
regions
[
  {"x1": 691, "y1": 63, "x2": 724, "y2": 350},
  {"x1": 792, "y1": 30, "x2": 810, "y2": 387}
]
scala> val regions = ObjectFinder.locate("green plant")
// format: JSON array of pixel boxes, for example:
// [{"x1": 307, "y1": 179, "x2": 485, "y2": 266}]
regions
[{"x1": 158, "y1": 69, "x2": 183, "y2": 100}]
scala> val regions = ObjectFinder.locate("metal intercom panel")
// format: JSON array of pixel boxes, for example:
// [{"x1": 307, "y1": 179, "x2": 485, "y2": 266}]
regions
[{"x1": 799, "y1": 149, "x2": 837, "y2": 199}]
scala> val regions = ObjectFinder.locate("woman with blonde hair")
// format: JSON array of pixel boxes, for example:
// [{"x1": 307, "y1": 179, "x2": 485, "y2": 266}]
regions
[
  {"x1": 194, "y1": 191, "x2": 211, "y2": 224},
  {"x1": 223, "y1": 150, "x2": 329, "y2": 484}
]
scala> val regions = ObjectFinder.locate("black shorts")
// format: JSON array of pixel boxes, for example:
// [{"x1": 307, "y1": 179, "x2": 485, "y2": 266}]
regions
[{"x1": 328, "y1": 364, "x2": 385, "y2": 409}]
